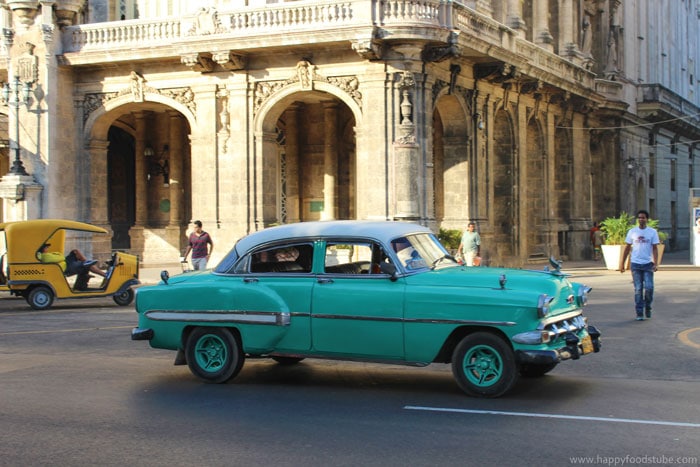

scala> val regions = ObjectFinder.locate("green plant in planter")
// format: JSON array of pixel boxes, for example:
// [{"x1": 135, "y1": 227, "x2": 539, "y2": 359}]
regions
[
  {"x1": 601, "y1": 212, "x2": 668, "y2": 244},
  {"x1": 438, "y1": 228, "x2": 462, "y2": 251},
  {"x1": 646, "y1": 218, "x2": 669, "y2": 243},
  {"x1": 600, "y1": 212, "x2": 635, "y2": 245}
]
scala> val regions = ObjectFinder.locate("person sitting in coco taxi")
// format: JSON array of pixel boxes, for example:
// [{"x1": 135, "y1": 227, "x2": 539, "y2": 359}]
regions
[{"x1": 38, "y1": 243, "x2": 107, "y2": 278}]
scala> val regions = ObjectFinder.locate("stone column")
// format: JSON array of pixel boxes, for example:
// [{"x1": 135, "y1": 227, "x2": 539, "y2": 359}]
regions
[
  {"x1": 168, "y1": 111, "x2": 183, "y2": 227},
  {"x1": 286, "y1": 104, "x2": 301, "y2": 223},
  {"x1": 534, "y1": 0, "x2": 553, "y2": 51},
  {"x1": 559, "y1": 0, "x2": 576, "y2": 55},
  {"x1": 133, "y1": 111, "x2": 148, "y2": 226},
  {"x1": 253, "y1": 130, "x2": 279, "y2": 228},
  {"x1": 321, "y1": 101, "x2": 338, "y2": 221},
  {"x1": 506, "y1": 0, "x2": 525, "y2": 37},
  {"x1": 393, "y1": 72, "x2": 420, "y2": 220},
  {"x1": 87, "y1": 138, "x2": 113, "y2": 258}
]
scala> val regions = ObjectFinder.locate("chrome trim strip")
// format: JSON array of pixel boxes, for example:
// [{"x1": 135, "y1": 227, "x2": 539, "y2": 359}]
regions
[
  {"x1": 312, "y1": 313, "x2": 515, "y2": 326},
  {"x1": 144, "y1": 309, "x2": 514, "y2": 327},
  {"x1": 144, "y1": 310, "x2": 291, "y2": 326}
]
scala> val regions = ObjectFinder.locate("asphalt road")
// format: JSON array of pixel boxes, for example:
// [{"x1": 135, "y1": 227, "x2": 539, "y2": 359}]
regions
[{"x1": 1, "y1": 269, "x2": 699, "y2": 467}]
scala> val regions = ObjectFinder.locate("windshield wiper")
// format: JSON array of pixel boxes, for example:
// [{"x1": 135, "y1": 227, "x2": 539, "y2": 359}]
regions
[{"x1": 431, "y1": 254, "x2": 457, "y2": 269}]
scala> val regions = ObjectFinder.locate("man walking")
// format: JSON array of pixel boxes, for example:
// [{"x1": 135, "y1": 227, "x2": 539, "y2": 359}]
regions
[
  {"x1": 183, "y1": 220, "x2": 214, "y2": 270},
  {"x1": 620, "y1": 210, "x2": 660, "y2": 321},
  {"x1": 458, "y1": 222, "x2": 481, "y2": 267}
]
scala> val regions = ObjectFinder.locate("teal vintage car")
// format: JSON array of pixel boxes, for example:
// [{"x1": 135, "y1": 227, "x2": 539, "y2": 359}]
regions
[{"x1": 132, "y1": 221, "x2": 601, "y2": 397}]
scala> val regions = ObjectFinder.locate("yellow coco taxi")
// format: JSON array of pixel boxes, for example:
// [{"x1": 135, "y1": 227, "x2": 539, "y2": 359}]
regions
[{"x1": 0, "y1": 219, "x2": 139, "y2": 310}]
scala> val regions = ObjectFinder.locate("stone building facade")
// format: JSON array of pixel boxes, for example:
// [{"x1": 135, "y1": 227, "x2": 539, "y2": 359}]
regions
[{"x1": 0, "y1": 0, "x2": 698, "y2": 266}]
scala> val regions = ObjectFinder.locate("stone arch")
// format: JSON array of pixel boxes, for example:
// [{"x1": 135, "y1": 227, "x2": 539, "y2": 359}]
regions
[
  {"x1": 82, "y1": 92, "x2": 194, "y2": 257},
  {"x1": 432, "y1": 91, "x2": 470, "y2": 227},
  {"x1": 84, "y1": 92, "x2": 197, "y2": 143},
  {"x1": 253, "y1": 81, "x2": 359, "y2": 226},
  {"x1": 254, "y1": 81, "x2": 362, "y2": 134},
  {"x1": 493, "y1": 108, "x2": 517, "y2": 260}
]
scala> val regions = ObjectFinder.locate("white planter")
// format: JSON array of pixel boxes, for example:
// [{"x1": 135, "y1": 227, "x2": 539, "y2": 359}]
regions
[
  {"x1": 602, "y1": 243, "x2": 665, "y2": 271},
  {"x1": 601, "y1": 244, "x2": 625, "y2": 271}
]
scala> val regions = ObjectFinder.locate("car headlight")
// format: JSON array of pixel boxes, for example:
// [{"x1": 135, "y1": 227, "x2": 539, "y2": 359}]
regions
[
  {"x1": 513, "y1": 330, "x2": 552, "y2": 345},
  {"x1": 537, "y1": 294, "x2": 554, "y2": 318},
  {"x1": 577, "y1": 285, "x2": 592, "y2": 307}
]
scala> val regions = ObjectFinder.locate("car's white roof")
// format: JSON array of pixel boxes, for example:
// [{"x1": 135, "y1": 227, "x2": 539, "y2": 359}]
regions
[{"x1": 235, "y1": 220, "x2": 432, "y2": 253}]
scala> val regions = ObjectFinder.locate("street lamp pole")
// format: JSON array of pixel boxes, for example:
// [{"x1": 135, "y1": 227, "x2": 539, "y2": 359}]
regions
[{"x1": 2, "y1": 75, "x2": 32, "y2": 176}]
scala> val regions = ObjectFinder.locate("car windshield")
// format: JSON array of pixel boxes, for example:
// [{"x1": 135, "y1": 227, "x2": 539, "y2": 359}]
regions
[{"x1": 390, "y1": 233, "x2": 457, "y2": 272}]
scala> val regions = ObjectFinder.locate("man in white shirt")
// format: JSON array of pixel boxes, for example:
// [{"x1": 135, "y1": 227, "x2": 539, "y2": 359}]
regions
[{"x1": 620, "y1": 210, "x2": 660, "y2": 321}]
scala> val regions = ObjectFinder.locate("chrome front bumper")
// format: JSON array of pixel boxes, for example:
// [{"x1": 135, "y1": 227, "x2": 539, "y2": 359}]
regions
[{"x1": 516, "y1": 325, "x2": 602, "y2": 364}]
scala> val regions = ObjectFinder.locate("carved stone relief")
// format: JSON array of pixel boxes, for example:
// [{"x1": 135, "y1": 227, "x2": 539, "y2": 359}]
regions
[{"x1": 253, "y1": 60, "x2": 362, "y2": 115}]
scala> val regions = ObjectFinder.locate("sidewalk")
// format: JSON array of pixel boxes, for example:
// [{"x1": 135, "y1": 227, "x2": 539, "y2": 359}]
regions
[{"x1": 137, "y1": 250, "x2": 698, "y2": 285}]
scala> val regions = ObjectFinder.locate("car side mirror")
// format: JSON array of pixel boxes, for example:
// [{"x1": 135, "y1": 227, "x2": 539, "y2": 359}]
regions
[
  {"x1": 379, "y1": 262, "x2": 398, "y2": 281},
  {"x1": 160, "y1": 270, "x2": 169, "y2": 285}
]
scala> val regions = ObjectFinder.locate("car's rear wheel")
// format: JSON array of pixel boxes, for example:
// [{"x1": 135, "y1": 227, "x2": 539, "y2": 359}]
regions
[
  {"x1": 26, "y1": 286, "x2": 54, "y2": 311},
  {"x1": 112, "y1": 288, "x2": 134, "y2": 306},
  {"x1": 518, "y1": 362, "x2": 558, "y2": 378},
  {"x1": 451, "y1": 332, "x2": 517, "y2": 397},
  {"x1": 272, "y1": 356, "x2": 305, "y2": 365},
  {"x1": 185, "y1": 327, "x2": 244, "y2": 383}
]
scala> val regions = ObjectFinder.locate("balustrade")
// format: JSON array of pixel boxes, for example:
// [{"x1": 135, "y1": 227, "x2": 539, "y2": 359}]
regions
[{"x1": 56, "y1": 0, "x2": 592, "y2": 93}]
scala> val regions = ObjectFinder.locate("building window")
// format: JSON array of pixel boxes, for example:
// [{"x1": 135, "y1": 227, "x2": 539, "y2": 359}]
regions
[{"x1": 671, "y1": 159, "x2": 676, "y2": 192}]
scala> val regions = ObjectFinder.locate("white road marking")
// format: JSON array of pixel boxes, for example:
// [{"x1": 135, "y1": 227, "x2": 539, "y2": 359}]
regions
[{"x1": 404, "y1": 406, "x2": 700, "y2": 428}]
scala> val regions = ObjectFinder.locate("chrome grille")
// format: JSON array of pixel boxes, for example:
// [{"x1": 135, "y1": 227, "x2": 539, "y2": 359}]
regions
[{"x1": 544, "y1": 315, "x2": 587, "y2": 336}]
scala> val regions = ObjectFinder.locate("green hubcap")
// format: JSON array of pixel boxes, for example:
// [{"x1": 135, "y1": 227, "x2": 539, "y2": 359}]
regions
[
  {"x1": 194, "y1": 334, "x2": 228, "y2": 373},
  {"x1": 463, "y1": 344, "x2": 503, "y2": 387}
]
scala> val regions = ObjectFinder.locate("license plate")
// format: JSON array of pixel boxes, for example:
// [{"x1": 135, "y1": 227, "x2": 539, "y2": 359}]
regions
[{"x1": 581, "y1": 334, "x2": 594, "y2": 354}]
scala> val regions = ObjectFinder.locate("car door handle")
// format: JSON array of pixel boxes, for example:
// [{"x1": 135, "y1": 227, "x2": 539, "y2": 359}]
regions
[
  {"x1": 243, "y1": 277, "x2": 259, "y2": 283},
  {"x1": 317, "y1": 278, "x2": 334, "y2": 284}
]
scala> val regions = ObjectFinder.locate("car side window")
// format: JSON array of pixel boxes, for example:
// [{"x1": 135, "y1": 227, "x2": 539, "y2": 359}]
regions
[
  {"x1": 324, "y1": 242, "x2": 389, "y2": 275},
  {"x1": 247, "y1": 243, "x2": 313, "y2": 273}
]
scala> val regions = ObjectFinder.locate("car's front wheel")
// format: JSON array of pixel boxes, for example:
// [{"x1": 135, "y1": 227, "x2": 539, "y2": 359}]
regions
[
  {"x1": 451, "y1": 332, "x2": 517, "y2": 397},
  {"x1": 185, "y1": 327, "x2": 244, "y2": 383},
  {"x1": 26, "y1": 286, "x2": 54, "y2": 311}
]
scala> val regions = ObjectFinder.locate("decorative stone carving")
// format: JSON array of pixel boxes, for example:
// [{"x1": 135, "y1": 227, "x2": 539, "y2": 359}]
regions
[
  {"x1": 423, "y1": 32, "x2": 461, "y2": 63},
  {"x1": 181, "y1": 53, "x2": 215, "y2": 72},
  {"x1": 6, "y1": 1, "x2": 40, "y2": 27},
  {"x1": 55, "y1": 0, "x2": 86, "y2": 27},
  {"x1": 351, "y1": 38, "x2": 382, "y2": 60},
  {"x1": 188, "y1": 7, "x2": 224, "y2": 36},
  {"x1": 253, "y1": 61, "x2": 362, "y2": 114},
  {"x1": 83, "y1": 85, "x2": 196, "y2": 124},
  {"x1": 129, "y1": 71, "x2": 145, "y2": 102},
  {"x1": 16, "y1": 42, "x2": 38, "y2": 83},
  {"x1": 212, "y1": 51, "x2": 247, "y2": 71}
]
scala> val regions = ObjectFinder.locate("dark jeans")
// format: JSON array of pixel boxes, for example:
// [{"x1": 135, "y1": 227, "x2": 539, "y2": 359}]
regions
[
  {"x1": 64, "y1": 251, "x2": 81, "y2": 276},
  {"x1": 631, "y1": 262, "x2": 654, "y2": 315}
]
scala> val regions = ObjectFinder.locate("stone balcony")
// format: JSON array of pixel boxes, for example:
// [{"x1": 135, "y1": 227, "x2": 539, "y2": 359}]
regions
[
  {"x1": 0, "y1": 0, "x2": 596, "y2": 97},
  {"x1": 637, "y1": 84, "x2": 700, "y2": 139}
]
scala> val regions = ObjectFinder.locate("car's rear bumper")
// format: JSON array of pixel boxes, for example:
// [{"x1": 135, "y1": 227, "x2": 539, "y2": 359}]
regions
[
  {"x1": 516, "y1": 325, "x2": 601, "y2": 364},
  {"x1": 131, "y1": 327, "x2": 154, "y2": 341}
]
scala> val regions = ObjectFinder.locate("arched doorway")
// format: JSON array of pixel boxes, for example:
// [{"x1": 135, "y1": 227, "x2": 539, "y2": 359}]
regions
[
  {"x1": 493, "y1": 109, "x2": 516, "y2": 259},
  {"x1": 85, "y1": 97, "x2": 194, "y2": 261},
  {"x1": 433, "y1": 94, "x2": 470, "y2": 227},
  {"x1": 258, "y1": 92, "x2": 356, "y2": 225},
  {"x1": 525, "y1": 118, "x2": 546, "y2": 257}
]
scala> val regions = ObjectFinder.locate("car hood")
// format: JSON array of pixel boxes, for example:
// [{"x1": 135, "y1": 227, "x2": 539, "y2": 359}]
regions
[{"x1": 405, "y1": 265, "x2": 580, "y2": 313}]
